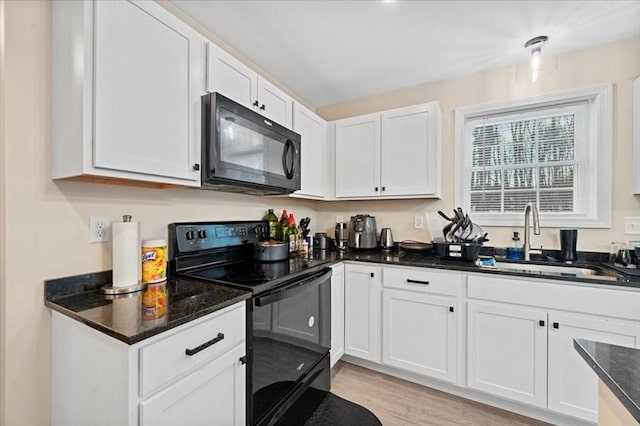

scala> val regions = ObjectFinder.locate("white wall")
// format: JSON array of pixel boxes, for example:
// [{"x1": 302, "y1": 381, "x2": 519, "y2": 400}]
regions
[
  {"x1": 316, "y1": 38, "x2": 640, "y2": 252},
  {"x1": 0, "y1": 2, "x2": 315, "y2": 424}
]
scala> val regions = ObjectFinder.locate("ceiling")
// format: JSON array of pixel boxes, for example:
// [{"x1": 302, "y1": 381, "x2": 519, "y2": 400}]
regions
[{"x1": 170, "y1": 0, "x2": 640, "y2": 108}]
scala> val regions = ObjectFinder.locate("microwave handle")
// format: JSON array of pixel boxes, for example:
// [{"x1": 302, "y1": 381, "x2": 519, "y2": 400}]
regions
[{"x1": 282, "y1": 140, "x2": 295, "y2": 180}]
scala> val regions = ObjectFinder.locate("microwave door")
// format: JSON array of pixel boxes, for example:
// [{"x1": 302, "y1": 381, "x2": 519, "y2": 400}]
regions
[{"x1": 208, "y1": 102, "x2": 300, "y2": 191}]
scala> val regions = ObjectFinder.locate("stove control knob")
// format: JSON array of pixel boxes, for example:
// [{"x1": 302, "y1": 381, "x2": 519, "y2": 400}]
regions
[
  {"x1": 198, "y1": 229, "x2": 207, "y2": 239},
  {"x1": 186, "y1": 230, "x2": 196, "y2": 240}
]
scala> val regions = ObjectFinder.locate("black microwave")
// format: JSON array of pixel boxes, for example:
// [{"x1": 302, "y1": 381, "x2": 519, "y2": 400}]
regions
[{"x1": 201, "y1": 92, "x2": 301, "y2": 195}]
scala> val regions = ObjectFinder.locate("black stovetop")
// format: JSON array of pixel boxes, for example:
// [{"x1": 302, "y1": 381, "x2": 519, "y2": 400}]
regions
[{"x1": 182, "y1": 256, "x2": 331, "y2": 295}]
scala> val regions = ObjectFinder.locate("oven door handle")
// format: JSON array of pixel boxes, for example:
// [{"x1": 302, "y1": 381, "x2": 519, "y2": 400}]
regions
[{"x1": 255, "y1": 269, "x2": 331, "y2": 307}]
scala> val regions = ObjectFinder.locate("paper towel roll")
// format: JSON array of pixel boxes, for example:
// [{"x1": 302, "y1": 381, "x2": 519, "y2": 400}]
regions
[{"x1": 112, "y1": 218, "x2": 141, "y2": 287}]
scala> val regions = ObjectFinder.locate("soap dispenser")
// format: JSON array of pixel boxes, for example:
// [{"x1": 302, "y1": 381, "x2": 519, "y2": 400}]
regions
[{"x1": 507, "y1": 232, "x2": 524, "y2": 260}]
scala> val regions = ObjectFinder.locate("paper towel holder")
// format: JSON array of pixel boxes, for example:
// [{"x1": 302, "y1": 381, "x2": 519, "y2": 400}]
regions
[{"x1": 102, "y1": 214, "x2": 147, "y2": 295}]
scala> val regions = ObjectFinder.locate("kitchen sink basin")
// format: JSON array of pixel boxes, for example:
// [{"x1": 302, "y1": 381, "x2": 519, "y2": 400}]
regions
[{"x1": 494, "y1": 261, "x2": 622, "y2": 280}]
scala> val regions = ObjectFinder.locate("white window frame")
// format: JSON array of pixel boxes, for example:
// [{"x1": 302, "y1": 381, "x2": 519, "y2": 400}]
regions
[{"x1": 455, "y1": 83, "x2": 612, "y2": 228}]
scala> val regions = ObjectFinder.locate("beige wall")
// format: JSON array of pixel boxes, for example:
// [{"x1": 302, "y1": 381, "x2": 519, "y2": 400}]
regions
[
  {"x1": 0, "y1": 2, "x2": 315, "y2": 424},
  {"x1": 315, "y1": 38, "x2": 640, "y2": 252}
]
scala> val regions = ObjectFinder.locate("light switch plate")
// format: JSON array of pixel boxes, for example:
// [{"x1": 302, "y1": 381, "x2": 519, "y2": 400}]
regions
[
  {"x1": 414, "y1": 215, "x2": 424, "y2": 229},
  {"x1": 624, "y1": 216, "x2": 640, "y2": 235}
]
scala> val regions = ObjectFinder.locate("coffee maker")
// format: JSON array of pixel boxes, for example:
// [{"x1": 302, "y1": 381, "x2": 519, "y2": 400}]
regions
[
  {"x1": 348, "y1": 215, "x2": 377, "y2": 249},
  {"x1": 335, "y1": 222, "x2": 348, "y2": 251}
]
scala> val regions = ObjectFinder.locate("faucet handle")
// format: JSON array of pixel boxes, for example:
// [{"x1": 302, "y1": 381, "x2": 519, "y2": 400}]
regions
[{"x1": 529, "y1": 245, "x2": 543, "y2": 255}]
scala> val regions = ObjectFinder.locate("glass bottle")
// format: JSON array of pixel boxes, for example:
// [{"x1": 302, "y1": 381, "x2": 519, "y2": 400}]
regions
[
  {"x1": 287, "y1": 213, "x2": 298, "y2": 253},
  {"x1": 277, "y1": 209, "x2": 288, "y2": 241},
  {"x1": 263, "y1": 209, "x2": 278, "y2": 240}
]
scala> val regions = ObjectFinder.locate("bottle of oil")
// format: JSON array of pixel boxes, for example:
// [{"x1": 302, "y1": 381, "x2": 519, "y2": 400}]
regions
[
  {"x1": 286, "y1": 213, "x2": 298, "y2": 253},
  {"x1": 277, "y1": 209, "x2": 288, "y2": 241},
  {"x1": 263, "y1": 209, "x2": 278, "y2": 240}
]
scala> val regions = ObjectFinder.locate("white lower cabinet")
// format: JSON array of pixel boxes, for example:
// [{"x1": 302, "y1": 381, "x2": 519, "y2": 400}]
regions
[
  {"x1": 467, "y1": 301, "x2": 548, "y2": 408},
  {"x1": 466, "y1": 274, "x2": 640, "y2": 422},
  {"x1": 52, "y1": 302, "x2": 246, "y2": 426},
  {"x1": 382, "y1": 289, "x2": 458, "y2": 383},
  {"x1": 331, "y1": 263, "x2": 345, "y2": 367},
  {"x1": 344, "y1": 263, "x2": 382, "y2": 363},
  {"x1": 547, "y1": 312, "x2": 640, "y2": 422},
  {"x1": 140, "y1": 345, "x2": 245, "y2": 426}
]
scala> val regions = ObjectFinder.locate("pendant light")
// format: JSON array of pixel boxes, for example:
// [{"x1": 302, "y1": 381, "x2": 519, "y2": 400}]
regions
[{"x1": 524, "y1": 36, "x2": 549, "y2": 82}]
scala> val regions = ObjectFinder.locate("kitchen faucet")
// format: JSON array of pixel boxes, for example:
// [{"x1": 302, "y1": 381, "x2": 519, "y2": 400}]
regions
[{"x1": 523, "y1": 202, "x2": 540, "y2": 261}]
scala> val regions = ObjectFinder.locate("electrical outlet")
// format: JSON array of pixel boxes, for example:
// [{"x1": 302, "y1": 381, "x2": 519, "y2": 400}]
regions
[
  {"x1": 624, "y1": 216, "x2": 640, "y2": 235},
  {"x1": 414, "y1": 215, "x2": 424, "y2": 229},
  {"x1": 336, "y1": 215, "x2": 344, "y2": 223},
  {"x1": 89, "y1": 216, "x2": 111, "y2": 243}
]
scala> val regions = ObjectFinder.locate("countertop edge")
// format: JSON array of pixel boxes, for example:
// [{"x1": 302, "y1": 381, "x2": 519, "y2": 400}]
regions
[
  {"x1": 573, "y1": 339, "x2": 640, "y2": 422},
  {"x1": 46, "y1": 292, "x2": 251, "y2": 345}
]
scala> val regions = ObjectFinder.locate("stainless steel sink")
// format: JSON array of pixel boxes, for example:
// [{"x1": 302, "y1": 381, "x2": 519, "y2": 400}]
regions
[{"x1": 494, "y1": 261, "x2": 622, "y2": 280}]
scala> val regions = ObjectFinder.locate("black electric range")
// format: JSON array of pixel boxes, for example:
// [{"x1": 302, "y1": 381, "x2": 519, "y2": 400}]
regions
[{"x1": 169, "y1": 221, "x2": 332, "y2": 426}]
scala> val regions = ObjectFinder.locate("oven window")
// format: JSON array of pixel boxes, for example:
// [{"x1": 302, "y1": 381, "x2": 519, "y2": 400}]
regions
[{"x1": 251, "y1": 273, "x2": 331, "y2": 424}]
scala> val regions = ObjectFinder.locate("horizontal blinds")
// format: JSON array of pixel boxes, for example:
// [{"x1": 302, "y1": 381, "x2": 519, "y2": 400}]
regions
[{"x1": 467, "y1": 103, "x2": 586, "y2": 214}]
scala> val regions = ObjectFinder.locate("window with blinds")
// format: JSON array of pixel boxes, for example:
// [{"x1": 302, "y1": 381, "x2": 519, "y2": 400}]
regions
[
  {"x1": 468, "y1": 104, "x2": 586, "y2": 214},
  {"x1": 455, "y1": 84, "x2": 612, "y2": 228}
]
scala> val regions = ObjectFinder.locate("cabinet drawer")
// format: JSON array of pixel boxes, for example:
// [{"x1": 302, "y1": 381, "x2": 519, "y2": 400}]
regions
[
  {"x1": 139, "y1": 303, "x2": 245, "y2": 396},
  {"x1": 383, "y1": 266, "x2": 462, "y2": 296},
  {"x1": 467, "y1": 274, "x2": 640, "y2": 321}
]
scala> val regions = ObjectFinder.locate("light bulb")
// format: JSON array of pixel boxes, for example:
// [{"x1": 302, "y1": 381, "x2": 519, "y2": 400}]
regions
[{"x1": 531, "y1": 47, "x2": 541, "y2": 70}]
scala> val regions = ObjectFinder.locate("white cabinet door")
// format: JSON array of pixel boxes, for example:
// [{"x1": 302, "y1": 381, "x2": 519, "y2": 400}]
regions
[
  {"x1": 293, "y1": 103, "x2": 327, "y2": 199},
  {"x1": 206, "y1": 42, "x2": 258, "y2": 110},
  {"x1": 467, "y1": 301, "x2": 548, "y2": 408},
  {"x1": 381, "y1": 103, "x2": 439, "y2": 196},
  {"x1": 330, "y1": 263, "x2": 345, "y2": 367},
  {"x1": 548, "y1": 313, "x2": 640, "y2": 422},
  {"x1": 382, "y1": 289, "x2": 457, "y2": 383},
  {"x1": 140, "y1": 344, "x2": 246, "y2": 426},
  {"x1": 93, "y1": 0, "x2": 203, "y2": 182},
  {"x1": 335, "y1": 114, "x2": 381, "y2": 198},
  {"x1": 344, "y1": 264, "x2": 382, "y2": 363},
  {"x1": 257, "y1": 77, "x2": 293, "y2": 129}
]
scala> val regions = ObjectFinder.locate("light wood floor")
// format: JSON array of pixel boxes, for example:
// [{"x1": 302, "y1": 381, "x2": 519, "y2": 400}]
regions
[{"x1": 330, "y1": 362, "x2": 550, "y2": 426}]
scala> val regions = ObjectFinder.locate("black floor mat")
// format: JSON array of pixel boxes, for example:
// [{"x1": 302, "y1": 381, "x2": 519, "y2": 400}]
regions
[{"x1": 275, "y1": 388, "x2": 382, "y2": 426}]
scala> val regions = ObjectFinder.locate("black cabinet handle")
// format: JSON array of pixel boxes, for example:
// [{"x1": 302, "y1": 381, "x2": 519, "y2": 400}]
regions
[
  {"x1": 449, "y1": 306, "x2": 454, "y2": 312},
  {"x1": 553, "y1": 322, "x2": 559, "y2": 329},
  {"x1": 253, "y1": 100, "x2": 259, "y2": 107},
  {"x1": 239, "y1": 355, "x2": 247, "y2": 365},
  {"x1": 382, "y1": 186, "x2": 386, "y2": 191},
  {"x1": 185, "y1": 333, "x2": 224, "y2": 356},
  {"x1": 260, "y1": 104, "x2": 266, "y2": 110},
  {"x1": 375, "y1": 187, "x2": 379, "y2": 192},
  {"x1": 406, "y1": 279, "x2": 429, "y2": 285},
  {"x1": 370, "y1": 272, "x2": 374, "y2": 278},
  {"x1": 539, "y1": 320, "x2": 545, "y2": 327},
  {"x1": 192, "y1": 163, "x2": 200, "y2": 171}
]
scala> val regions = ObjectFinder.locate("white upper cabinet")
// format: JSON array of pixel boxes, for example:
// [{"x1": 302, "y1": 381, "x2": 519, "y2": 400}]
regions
[
  {"x1": 292, "y1": 103, "x2": 327, "y2": 199},
  {"x1": 335, "y1": 113, "x2": 381, "y2": 198},
  {"x1": 52, "y1": 0, "x2": 205, "y2": 186},
  {"x1": 333, "y1": 102, "x2": 441, "y2": 199},
  {"x1": 381, "y1": 103, "x2": 440, "y2": 196},
  {"x1": 206, "y1": 43, "x2": 293, "y2": 128}
]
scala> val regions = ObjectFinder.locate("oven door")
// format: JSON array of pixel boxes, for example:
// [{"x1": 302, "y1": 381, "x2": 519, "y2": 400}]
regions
[
  {"x1": 249, "y1": 268, "x2": 331, "y2": 425},
  {"x1": 202, "y1": 92, "x2": 301, "y2": 193}
]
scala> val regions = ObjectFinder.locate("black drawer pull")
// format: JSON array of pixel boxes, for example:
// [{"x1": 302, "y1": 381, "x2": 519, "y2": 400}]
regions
[
  {"x1": 406, "y1": 279, "x2": 429, "y2": 285},
  {"x1": 539, "y1": 320, "x2": 545, "y2": 327},
  {"x1": 553, "y1": 322, "x2": 559, "y2": 329},
  {"x1": 185, "y1": 333, "x2": 225, "y2": 356},
  {"x1": 449, "y1": 306, "x2": 454, "y2": 312}
]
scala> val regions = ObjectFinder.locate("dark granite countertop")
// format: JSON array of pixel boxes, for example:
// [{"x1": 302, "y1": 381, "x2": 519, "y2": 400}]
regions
[
  {"x1": 329, "y1": 248, "x2": 640, "y2": 288},
  {"x1": 45, "y1": 270, "x2": 250, "y2": 345},
  {"x1": 574, "y1": 339, "x2": 640, "y2": 422},
  {"x1": 45, "y1": 248, "x2": 638, "y2": 345}
]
